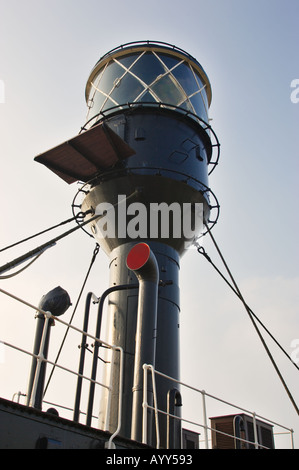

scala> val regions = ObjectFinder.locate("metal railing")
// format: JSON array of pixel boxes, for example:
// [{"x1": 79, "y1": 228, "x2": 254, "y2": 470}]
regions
[
  {"x1": 0, "y1": 286, "x2": 123, "y2": 449},
  {"x1": 0, "y1": 286, "x2": 296, "y2": 450},
  {"x1": 142, "y1": 364, "x2": 295, "y2": 449}
]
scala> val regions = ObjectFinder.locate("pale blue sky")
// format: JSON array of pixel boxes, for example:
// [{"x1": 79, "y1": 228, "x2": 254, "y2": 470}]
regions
[{"x1": 0, "y1": 0, "x2": 298, "y2": 448}]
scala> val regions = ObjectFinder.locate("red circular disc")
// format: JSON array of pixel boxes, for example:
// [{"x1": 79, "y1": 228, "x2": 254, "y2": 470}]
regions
[{"x1": 126, "y1": 243, "x2": 150, "y2": 270}]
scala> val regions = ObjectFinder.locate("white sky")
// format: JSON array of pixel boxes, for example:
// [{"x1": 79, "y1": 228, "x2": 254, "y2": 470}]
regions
[{"x1": 0, "y1": 0, "x2": 298, "y2": 449}]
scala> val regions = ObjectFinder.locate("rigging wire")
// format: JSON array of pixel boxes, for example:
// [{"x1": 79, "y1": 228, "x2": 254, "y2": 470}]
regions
[
  {"x1": 0, "y1": 211, "x2": 99, "y2": 276},
  {"x1": 0, "y1": 252, "x2": 44, "y2": 280},
  {"x1": 43, "y1": 243, "x2": 100, "y2": 398},
  {"x1": 0, "y1": 190, "x2": 139, "y2": 278},
  {"x1": 199, "y1": 224, "x2": 299, "y2": 416},
  {"x1": 42, "y1": 191, "x2": 139, "y2": 396},
  {"x1": 196, "y1": 244, "x2": 299, "y2": 373},
  {"x1": 0, "y1": 212, "x2": 91, "y2": 254}
]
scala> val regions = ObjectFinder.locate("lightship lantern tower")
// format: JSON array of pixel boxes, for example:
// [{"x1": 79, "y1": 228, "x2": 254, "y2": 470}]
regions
[{"x1": 35, "y1": 41, "x2": 220, "y2": 448}]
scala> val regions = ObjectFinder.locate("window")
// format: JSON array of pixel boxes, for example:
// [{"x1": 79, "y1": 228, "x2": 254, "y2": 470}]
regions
[{"x1": 86, "y1": 49, "x2": 210, "y2": 125}]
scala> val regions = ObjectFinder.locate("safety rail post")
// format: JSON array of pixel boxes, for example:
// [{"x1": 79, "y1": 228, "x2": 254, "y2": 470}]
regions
[
  {"x1": 147, "y1": 365, "x2": 160, "y2": 449},
  {"x1": 142, "y1": 364, "x2": 160, "y2": 448},
  {"x1": 143, "y1": 364, "x2": 172, "y2": 449},
  {"x1": 106, "y1": 346, "x2": 124, "y2": 449},
  {"x1": 142, "y1": 363, "x2": 149, "y2": 445},
  {"x1": 291, "y1": 429, "x2": 295, "y2": 449},
  {"x1": 0, "y1": 287, "x2": 122, "y2": 421},
  {"x1": 201, "y1": 390, "x2": 209, "y2": 449},
  {"x1": 104, "y1": 347, "x2": 115, "y2": 432},
  {"x1": 151, "y1": 365, "x2": 160, "y2": 449},
  {"x1": 12, "y1": 391, "x2": 25, "y2": 403},
  {"x1": 0, "y1": 287, "x2": 296, "y2": 450},
  {"x1": 252, "y1": 412, "x2": 259, "y2": 449},
  {"x1": 28, "y1": 312, "x2": 52, "y2": 409}
]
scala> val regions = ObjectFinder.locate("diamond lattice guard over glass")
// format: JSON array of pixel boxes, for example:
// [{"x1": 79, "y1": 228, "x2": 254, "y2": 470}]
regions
[{"x1": 85, "y1": 42, "x2": 211, "y2": 127}]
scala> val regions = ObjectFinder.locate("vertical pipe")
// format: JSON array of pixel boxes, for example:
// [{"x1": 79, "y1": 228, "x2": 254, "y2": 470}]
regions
[
  {"x1": 148, "y1": 243, "x2": 181, "y2": 448},
  {"x1": 95, "y1": 241, "x2": 179, "y2": 444},
  {"x1": 73, "y1": 292, "x2": 93, "y2": 422},
  {"x1": 167, "y1": 388, "x2": 182, "y2": 449},
  {"x1": 86, "y1": 283, "x2": 138, "y2": 427},
  {"x1": 127, "y1": 243, "x2": 159, "y2": 444},
  {"x1": 233, "y1": 415, "x2": 245, "y2": 449},
  {"x1": 27, "y1": 313, "x2": 53, "y2": 409}
]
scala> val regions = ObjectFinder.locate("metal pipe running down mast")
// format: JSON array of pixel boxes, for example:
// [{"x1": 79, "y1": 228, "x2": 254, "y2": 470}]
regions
[{"x1": 126, "y1": 243, "x2": 159, "y2": 444}]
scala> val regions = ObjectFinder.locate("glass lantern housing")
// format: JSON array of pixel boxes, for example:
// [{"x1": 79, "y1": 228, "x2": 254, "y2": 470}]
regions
[{"x1": 85, "y1": 42, "x2": 211, "y2": 128}]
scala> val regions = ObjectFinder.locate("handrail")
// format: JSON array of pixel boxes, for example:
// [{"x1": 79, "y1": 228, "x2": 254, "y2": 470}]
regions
[
  {"x1": 0, "y1": 286, "x2": 125, "y2": 448},
  {"x1": 142, "y1": 364, "x2": 160, "y2": 448},
  {"x1": 106, "y1": 345, "x2": 124, "y2": 449},
  {"x1": 142, "y1": 364, "x2": 295, "y2": 449},
  {"x1": 96, "y1": 41, "x2": 201, "y2": 65},
  {"x1": 80, "y1": 101, "x2": 220, "y2": 175},
  {"x1": 0, "y1": 286, "x2": 295, "y2": 450}
]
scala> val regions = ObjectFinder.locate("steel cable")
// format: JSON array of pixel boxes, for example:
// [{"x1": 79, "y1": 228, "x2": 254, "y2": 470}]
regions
[
  {"x1": 197, "y1": 225, "x2": 299, "y2": 416},
  {"x1": 0, "y1": 212, "x2": 92, "y2": 254},
  {"x1": 43, "y1": 243, "x2": 100, "y2": 398}
]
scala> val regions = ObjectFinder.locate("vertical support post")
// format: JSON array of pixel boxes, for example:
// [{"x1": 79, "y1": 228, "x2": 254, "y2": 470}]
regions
[
  {"x1": 104, "y1": 347, "x2": 115, "y2": 431},
  {"x1": 150, "y1": 365, "x2": 160, "y2": 449},
  {"x1": 252, "y1": 412, "x2": 259, "y2": 449},
  {"x1": 106, "y1": 346, "x2": 124, "y2": 449},
  {"x1": 290, "y1": 429, "x2": 295, "y2": 449},
  {"x1": 202, "y1": 390, "x2": 209, "y2": 449},
  {"x1": 26, "y1": 286, "x2": 70, "y2": 409},
  {"x1": 142, "y1": 364, "x2": 149, "y2": 445},
  {"x1": 143, "y1": 364, "x2": 160, "y2": 448},
  {"x1": 27, "y1": 313, "x2": 53, "y2": 409}
]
